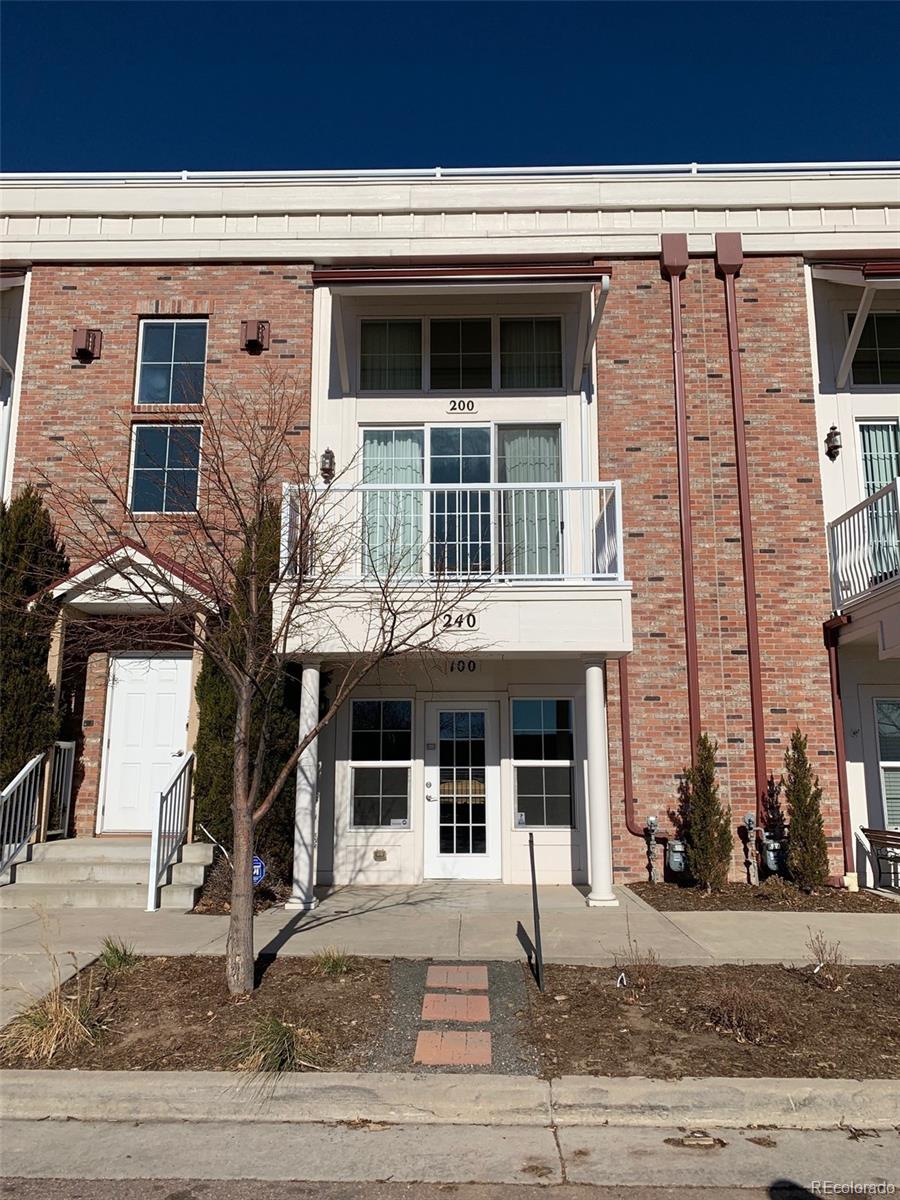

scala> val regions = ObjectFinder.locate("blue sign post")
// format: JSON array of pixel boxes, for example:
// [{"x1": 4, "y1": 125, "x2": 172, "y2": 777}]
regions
[{"x1": 252, "y1": 855, "x2": 266, "y2": 887}]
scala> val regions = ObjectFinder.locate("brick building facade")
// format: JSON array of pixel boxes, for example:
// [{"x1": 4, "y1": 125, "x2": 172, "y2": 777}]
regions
[{"x1": 2, "y1": 165, "x2": 897, "y2": 901}]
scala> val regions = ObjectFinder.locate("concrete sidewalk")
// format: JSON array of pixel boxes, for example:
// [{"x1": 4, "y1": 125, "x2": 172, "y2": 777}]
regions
[
  {"x1": 3, "y1": 1070, "x2": 899, "y2": 1190},
  {"x1": 1, "y1": 882, "x2": 897, "y2": 1024}
]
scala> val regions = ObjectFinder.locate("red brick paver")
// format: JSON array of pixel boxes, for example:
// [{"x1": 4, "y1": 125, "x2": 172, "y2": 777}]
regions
[
  {"x1": 421, "y1": 992, "x2": 491, "y2": 1023},
  {"x1": 425, "y1": 964, "x2": 489, "y2": 992},
  {"x1": 414, "y1": 1030, "x2": 492, "y2": 1067}
]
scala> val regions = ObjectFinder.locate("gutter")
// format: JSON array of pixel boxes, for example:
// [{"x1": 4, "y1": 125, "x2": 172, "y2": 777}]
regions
[
  {"x1": 660, "y1": 234, "x2": 702, "y2": 759},
  {"x1": 715, "y1": 233, "x2": 768, "y2": 823},
  {"x1": 823, "y1": 614, "x2": 856, "y2": 881}
]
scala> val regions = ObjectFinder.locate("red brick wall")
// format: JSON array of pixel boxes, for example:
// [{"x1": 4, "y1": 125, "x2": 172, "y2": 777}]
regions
[
  {"x1": 13, "y1": 262, "x2": 314, "y2": 560},
  {"x1": 599, "y1": 255, "x2": 842, "y2": 879},
  {"x1": 74, "y1": 651, "x2": 108, "y2": 837},
  {"x1": 14, "y1": 264, "x2": 314, "y2": 832}
]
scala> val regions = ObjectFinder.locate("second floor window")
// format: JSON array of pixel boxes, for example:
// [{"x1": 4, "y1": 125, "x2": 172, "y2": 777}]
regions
[
  {"x1": 130, "y1": 424, "x2": 201, "y2": 513},
  {"x1": 359, "y1": 320, "x2": 422, "y2": 391},
  {"x1": 137, "y1": 319, "x2": 208, "y2": 405},
  {"x1": 358, "y1": 316, "x2": 564, "y2": 392},
  {"x1": 850, "y1": 312, "x2": 900, "y2": 387}
]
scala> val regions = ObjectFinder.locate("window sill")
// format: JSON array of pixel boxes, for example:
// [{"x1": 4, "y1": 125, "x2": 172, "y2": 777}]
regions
[{"x1": 131, "y1": 405, "x2": 204, "y2": 420}]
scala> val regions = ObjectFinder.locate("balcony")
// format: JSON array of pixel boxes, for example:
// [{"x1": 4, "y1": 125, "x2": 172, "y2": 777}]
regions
[
  {"x1": 828, "y1": 478, "x2": 900, "y2": 611},
  {"x1": 277, "y1": 481, "x2": 632, "y2": 658}
]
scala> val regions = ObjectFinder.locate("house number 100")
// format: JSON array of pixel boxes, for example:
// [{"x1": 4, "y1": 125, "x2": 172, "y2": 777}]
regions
[{"x1": 449, "y1": 659, "x2": 477, "y2": 673}]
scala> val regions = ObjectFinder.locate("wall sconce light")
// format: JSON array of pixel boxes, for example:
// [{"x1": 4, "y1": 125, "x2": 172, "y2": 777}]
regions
[
  {"x1": 240, "y1": 320, "x2": 270, "y2": 353},
  {"x1": 71, "y1": 328, "x2": 102, "y2": 362},
  {"x1": 825, "y1": 425, "x2": 842, "y2": 461},
  {"x1": 319, "y1": 448, "x2": 336, "y2": 482}
]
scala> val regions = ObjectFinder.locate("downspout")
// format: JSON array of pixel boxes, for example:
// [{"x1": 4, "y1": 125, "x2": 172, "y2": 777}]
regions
[
  {"x1": 823, "y1": 614, "x2": 857, "y2": 886},
  {"x1": 660, "y1": 234, "x2": 701, "y2": 760},
  {"x1": 715, "y1": 232, "x2": 768, "y2": 823},
  {"x1": 618, "y1": 656, "x2": 667, "y2": 844}
]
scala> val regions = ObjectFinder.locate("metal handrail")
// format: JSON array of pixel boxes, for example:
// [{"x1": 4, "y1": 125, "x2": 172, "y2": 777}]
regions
[
  {"x1": 146, "y1": 752, "x2": 195, "y2": 912},
  {"x1": 45, "y1": 741, "x2": 76, "y2": 840},
  {"x1": 0, "y1": 753, "x2": 46, "y2": 877},
  {"x1": 281, "y1": 480, "x2": 624, "y2": 584},
  {"x1": 827, "y1": 477, "x2": 900, "y2": 610}
]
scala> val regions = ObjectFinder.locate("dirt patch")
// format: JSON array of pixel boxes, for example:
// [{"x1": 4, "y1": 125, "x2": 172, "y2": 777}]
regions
[
  {"x1": 0, "y1": 955, "x2": 390, "y2": 1072},
  {"x1": 525, "y1": 963, "x2": 900, "y2": 1079},
  {"x1": 192, "y1": 853, "x2": 290, "y2": 915},
  {"x1": 628, "y1": 878, "x2": 900, "y2": 913}
]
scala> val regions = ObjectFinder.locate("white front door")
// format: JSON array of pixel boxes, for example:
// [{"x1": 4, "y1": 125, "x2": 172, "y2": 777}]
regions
[
  {"x1": 99, "y1": 655, "x2": 192, "y2": 833},
  {"x1": 424, "y1": 702, "x2": 501, "y2": 880}
]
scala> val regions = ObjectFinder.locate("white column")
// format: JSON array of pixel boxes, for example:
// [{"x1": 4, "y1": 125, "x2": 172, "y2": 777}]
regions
[
  {"x1": 286, "y1": 661, "x2": 321, "y2": 911},
  {"x1": 585, "y1": 661, "x2": 618, "y2": 907}
]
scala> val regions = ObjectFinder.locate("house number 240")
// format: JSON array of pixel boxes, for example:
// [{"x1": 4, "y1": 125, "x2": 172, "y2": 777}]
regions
[{"x1": 442, "y1": 611, "x2": 478, "y2": 630}]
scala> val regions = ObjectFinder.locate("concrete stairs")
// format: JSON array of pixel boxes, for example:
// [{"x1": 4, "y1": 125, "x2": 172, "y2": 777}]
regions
[{"x1": 0, "y1": 838, "x2": 214, "y2": 910}]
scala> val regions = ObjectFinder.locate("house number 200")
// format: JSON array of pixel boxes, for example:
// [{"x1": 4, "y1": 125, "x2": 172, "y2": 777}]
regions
[{"x1": 447, "y1": 399, "x2": 477, "y2": 413}]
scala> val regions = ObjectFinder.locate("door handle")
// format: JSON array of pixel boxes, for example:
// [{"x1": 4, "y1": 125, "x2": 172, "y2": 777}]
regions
[{"x1": 171, "y1": 749, "x2": 185, "y2": 758}]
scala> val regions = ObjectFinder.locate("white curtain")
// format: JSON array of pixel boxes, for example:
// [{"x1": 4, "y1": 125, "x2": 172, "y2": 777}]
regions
[
  {"x1": 860, "y1": 423, "x2": 900, "y2": 582},
  {"x1": 497, "y1": 425, "x2": 561, "y2": 576},
  {"x1": 362, "y1": 429, "x2": 424, "y2": 575},
  {"x1": 499, "y1": 319, "x2": 562, "y2": 389}
]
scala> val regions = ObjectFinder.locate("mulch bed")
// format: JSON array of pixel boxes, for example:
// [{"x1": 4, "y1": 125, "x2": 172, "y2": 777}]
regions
[
  {"x1": 0, "y1": 955, "x2": 390, "y2": 1072},
  {"x1": 192, "y1": 853, "x2": 290, "y2": 915},
  {"x1": 525, "y1": 963, "x2": 900, "y2": 1079},
  {"x1": 628, "y1": 878, "x2": 900, "y2": 913}
]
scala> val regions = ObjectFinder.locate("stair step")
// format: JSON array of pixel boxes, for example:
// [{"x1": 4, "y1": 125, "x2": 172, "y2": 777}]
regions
[
  {"x1": 29, "y1": 839, "x2": 214, "y2": 864},
  {"x1": 12, "y1": 860, "x2": 208, "y2": 887},
  {"x1": 0, "y1": 881, "x2": 201, "y2": 910}
]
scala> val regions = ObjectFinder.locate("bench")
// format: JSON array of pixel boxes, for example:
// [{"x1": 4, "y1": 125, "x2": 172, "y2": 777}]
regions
[{"x1": 861, "y1": 827, "x2": 900, "y2": 888}]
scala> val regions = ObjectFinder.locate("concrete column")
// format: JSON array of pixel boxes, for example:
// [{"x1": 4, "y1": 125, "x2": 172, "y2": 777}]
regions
[
  {"x1": 286, "y1": 661, "x2": 321, "y2": 911},
  {"x1": 585, "y1": 661, "x2": 618, "y2": 907}
]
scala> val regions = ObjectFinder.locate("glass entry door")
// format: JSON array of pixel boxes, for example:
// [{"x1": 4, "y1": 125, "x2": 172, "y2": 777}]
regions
[{"x1": 423, "y1": 702, "x2": 501, "y2": 879}]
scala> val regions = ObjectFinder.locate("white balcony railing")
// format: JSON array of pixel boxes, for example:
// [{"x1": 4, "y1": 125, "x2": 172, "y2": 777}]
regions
[
  {"x1": 828, "y1": 477, "x2": 900, "y2": 610},
  {"x1": 281, "y1": 481, "x2": 624, "y2": 584}
]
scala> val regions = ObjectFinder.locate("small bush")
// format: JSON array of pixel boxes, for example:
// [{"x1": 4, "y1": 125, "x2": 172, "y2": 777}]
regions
[
  {"x1": 233, "y1": 1013, "x2": 323, "y2": 1075},
  {"x1": 0, "y1": 954, "x2": 104, "y2": 1063},
  {"x1": 806, "y1": 928, "x2": 850, "y2": 992},
  {"x1": 613, "y1": 914, "x2": 659, "y2": 998},
  {"x1": 312, "y1": 947, "x2": 351, "y2": 977},
  {"x1": 783, "y1": 730, "x2": 830, "y2": 891},
  {"x1": 676, "y1": 734, "x2": 733, "y2": 891},
  {"x1": 98, "y1": 936, "x2": 139, "y2": 976},
  {"x1": 704, "y1": 979, "x2": 783, "y2": 1046}
]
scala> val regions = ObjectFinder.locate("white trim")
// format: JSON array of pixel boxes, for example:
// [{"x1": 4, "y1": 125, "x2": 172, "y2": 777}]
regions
[
  {"x1": 127, "y1": 421, "x2": 203, "y2": 513},
  {"x1": 133, "y1": 317, "x2": 208, "y2": 408},
  {"x1": 1, "y1": 268, "x2": 31, "y2": 501},
  {"x1": 873, "y1": 697, "x2": 900, "y2": 831}
]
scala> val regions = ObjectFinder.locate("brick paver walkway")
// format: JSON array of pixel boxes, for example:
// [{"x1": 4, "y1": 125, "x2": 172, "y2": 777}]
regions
[{"x1": 415, "y1": 963, "x2": 492, "y2": 1067}]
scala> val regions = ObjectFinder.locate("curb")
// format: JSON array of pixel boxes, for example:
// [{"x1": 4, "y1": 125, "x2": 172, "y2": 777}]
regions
[{"x1": 2, "y1": 1069, "x2": 898, "y2": 1130}]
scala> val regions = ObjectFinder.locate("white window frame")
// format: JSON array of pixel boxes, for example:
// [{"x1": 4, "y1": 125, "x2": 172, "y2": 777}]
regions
[
  {"x1": 348, "y1": 698, "x2": 414, "y2": 831},
  {"x1": 134, "y1": 317, "x2": 209, "y2": 407},
  {"x1": 510, "y1": 697, "x2": 576, "y2": 830},
  {"x1": 845, "y1": 309, "x2": 900, "y2": 391},
  {"x1": 873, "y1": 697, "x2": 900, "y2": 831},
  {"x1": 128, "y1": 422, "x2": 203, "y2": 514},
  {"x1": 357, "y1": 314, "x2": 565, "y2": 396}
]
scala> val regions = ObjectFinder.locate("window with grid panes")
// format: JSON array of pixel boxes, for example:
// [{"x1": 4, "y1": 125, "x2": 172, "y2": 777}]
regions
[
  {"x1": 512, "y1": 699, "x2": 574, "y2": 827},
  {"x1": 359, "y1": 320, "x2": 422, "y2": 391},
  {"x1": 350, "y1": 700, "x2": 412, "y2": 827},
  {"x1": 850, "y1": 313, "x2": 900, "y2": 386},
  {"x1": 136, "y1": 320, "x2": 207, "y2": 405}
]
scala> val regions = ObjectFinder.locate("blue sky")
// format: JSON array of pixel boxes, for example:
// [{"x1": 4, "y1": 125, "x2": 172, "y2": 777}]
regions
[{"x1": 2, "y1": 1, "x2": 899, "y2": 172}]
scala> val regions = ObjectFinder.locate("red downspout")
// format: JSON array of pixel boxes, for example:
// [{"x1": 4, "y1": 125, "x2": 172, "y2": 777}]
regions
[
  {"x1": 824, "y1": 615, "x2": 855, "y2": 875},
  {"x1": 660, "y1": 234, "x2": 702, "y2": 761},
  {"x1": 619, "y1": 656, "x2": 667, "y2": 842},
  {"x1": 715, "y1": 233, "x2": 769, "y2": 824}
]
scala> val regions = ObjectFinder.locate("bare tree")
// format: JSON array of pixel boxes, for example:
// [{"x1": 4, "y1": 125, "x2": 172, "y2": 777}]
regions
[{"x1": 40, "y1": 367, "x2": 484, "y2": 994}]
